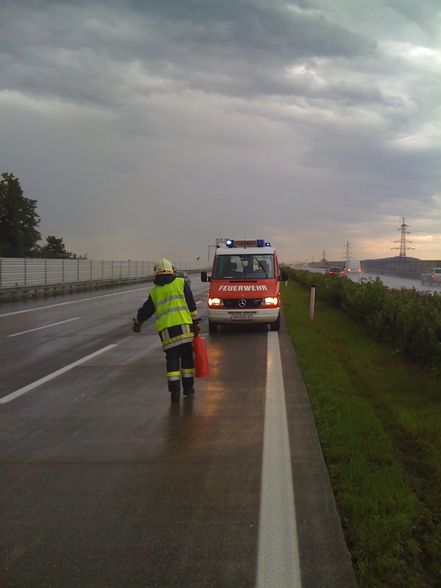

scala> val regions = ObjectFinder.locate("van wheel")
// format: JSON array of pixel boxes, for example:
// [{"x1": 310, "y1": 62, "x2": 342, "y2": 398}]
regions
[
  {"x1": 208, "y1": 321, "x2": 218, "y2": 334},
  {"x1": 270, "y1": 314, "x2": 280, "y2": 331}
]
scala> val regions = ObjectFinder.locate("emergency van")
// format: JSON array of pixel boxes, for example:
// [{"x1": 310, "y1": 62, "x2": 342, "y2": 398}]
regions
[{"x1": 201, "y1": 239, "x2": 288, "y2": 333}]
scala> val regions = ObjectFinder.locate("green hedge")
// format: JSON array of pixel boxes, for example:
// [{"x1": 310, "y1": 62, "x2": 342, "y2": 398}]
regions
[{"x1": 286, "y1": 269, "x2": 441, "y2": 366}]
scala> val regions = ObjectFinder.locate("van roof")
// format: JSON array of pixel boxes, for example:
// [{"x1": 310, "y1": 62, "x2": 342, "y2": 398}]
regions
[{"x1": 215, "y1": 247, "x2": 275, "y2": 255}]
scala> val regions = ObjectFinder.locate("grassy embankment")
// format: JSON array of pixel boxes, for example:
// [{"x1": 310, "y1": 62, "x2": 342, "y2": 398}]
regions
[{"x1": 282, "y1": 281, "x2": 441, "y2": 588}]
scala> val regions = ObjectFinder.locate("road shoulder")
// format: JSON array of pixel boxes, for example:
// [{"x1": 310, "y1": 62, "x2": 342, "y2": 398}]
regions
[{"x1": 279, "y1": 314, "x2": 358, "y2": 588}]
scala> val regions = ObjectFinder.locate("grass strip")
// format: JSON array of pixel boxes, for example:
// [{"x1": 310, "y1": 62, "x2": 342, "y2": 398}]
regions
[{"x1": 282, "y1": 281, "x2": 441, "y2": 588}]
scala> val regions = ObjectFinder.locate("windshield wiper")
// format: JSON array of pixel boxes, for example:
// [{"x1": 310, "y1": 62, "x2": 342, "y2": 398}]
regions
[{"x1": 256, "y1": 259, "x2": 268, "y2": 278}]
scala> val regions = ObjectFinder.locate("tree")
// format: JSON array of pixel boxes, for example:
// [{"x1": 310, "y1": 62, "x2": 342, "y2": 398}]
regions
[
  {"x1": 0, "y1": 172, "x2": 41, "y2": 257},
  {"x1": 38, "y1": 235, "x2": 79, "y2": 259},
  {"x1": 38, "y1": 235, "x2": 87, "y2": 259},
  {"x1": 1, "y1": 172, "x2": 87, "y2": 260}
]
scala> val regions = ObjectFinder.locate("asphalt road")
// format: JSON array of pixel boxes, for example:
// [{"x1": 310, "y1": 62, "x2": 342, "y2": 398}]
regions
[
  {"x1": 0, "y1": 281, "x2": 357, "y2": 587},
  {"x1": 306, "y1": 266, "x2": 441, "y2": 293}
]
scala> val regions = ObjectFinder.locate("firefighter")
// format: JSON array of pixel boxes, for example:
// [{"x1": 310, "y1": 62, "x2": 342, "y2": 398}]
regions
[{"x1": 132, "y1": 258, "x2": 201, "y2": 402}]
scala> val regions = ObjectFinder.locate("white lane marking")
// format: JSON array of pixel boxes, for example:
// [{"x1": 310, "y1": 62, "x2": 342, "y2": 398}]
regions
[
  {"x1": 196, "y1": 300, "x2": 202, "y2": 305},
  {"x1": 0, "y1": 286, "x2": 151, "y2": 318},
  {"x1": 0, "y1": 344, "x2": 117, "y2": 404},
  {"x1": 256, "y1": 331, "x2": 302, "y2": 588},
  {"x1": 8, "y1": 317, "x2": 80, "y2": 338}
]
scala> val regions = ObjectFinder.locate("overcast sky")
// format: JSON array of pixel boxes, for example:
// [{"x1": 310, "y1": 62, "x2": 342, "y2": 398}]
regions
[{"x1": 1, "y1": 0, "x2": 440, "y2": 263}]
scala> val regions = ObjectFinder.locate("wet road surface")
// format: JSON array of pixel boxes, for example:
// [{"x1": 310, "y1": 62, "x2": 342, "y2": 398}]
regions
[
  {"x1": 0, "y1": 282, "x2": 356, "y2": 587},
  {"x1": 307, "y1": 266, "x2": 441, "y2": 293}
]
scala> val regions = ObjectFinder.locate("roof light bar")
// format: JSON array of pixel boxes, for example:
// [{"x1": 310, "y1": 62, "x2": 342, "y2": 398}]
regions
[{"x1": 223, "y1": 238, "x2": 271, "y2": 248}]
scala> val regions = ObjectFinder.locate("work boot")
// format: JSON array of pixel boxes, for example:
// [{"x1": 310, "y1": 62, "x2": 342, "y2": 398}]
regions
[
  {"x1": 170, "y1": 390, "x2": 180, "y2": 402},
  {"x1": 183, "y1": 388, "x2": 195, "y2": 397}
]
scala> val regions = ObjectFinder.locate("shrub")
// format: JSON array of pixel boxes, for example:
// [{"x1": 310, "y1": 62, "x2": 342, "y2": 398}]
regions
[{"x1": 286, "y1": 269, "x2": 441, "y2": 366}]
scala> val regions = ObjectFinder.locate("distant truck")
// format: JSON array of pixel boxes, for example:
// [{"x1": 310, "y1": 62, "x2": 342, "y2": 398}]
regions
[
  {"x1": 421, "y1": 267, "x2": 441, "y2": 286},
  {"x1": 344, "y1": 260, "x2": 361, "y2": 273}
]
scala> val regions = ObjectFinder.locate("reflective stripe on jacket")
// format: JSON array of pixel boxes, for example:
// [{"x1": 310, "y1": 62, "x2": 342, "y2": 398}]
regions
[{"x1": 160, "y1": 323, "x2": 194, "y2": 350}]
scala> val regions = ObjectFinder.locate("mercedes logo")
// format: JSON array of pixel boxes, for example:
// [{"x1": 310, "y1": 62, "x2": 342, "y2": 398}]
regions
[{"x1": 238, "y1": 299, "x2": 247, "y2": 308}]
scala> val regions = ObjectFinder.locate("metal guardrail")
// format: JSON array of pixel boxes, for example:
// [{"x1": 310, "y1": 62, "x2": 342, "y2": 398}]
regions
[
  {"x1": 0, "y1": 258, "x2": 156, "y2": 288},
  {"x1": 0, "y1": 258, "x2": 207, "y2": 302}
]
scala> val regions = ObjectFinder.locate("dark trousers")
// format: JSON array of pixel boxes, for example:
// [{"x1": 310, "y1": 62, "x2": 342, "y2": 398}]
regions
[{"x1": 165, "y1": 342, "x2": 194, "y2": 393}]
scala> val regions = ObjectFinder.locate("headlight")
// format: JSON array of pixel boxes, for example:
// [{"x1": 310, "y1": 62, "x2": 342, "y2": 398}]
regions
[
  {"x1": 263, "y1": 297, "x2": 278, "y2": 306},
  {"x1": 208, "y1": 298, "x2": 223, "y2": 307}
]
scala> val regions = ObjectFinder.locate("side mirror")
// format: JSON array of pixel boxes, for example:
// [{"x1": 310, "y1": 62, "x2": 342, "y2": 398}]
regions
[
  {"x1": 201, "y1": 271, "x2": 210, "y2": 282},
  {"x1": 280, "y1": 270, "x2": 288, "y2": 282}
]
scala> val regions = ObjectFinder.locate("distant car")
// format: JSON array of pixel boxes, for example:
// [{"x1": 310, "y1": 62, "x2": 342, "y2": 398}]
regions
[
  {"x1": 421, "y1": 267, "x2": 441, "y2": 286},
  {"x1": 326, "y1": 266, "x2": 345, "y2": 277},
  {"x1": 176, "y1": 270, "x2": 191, "y2": 285}
]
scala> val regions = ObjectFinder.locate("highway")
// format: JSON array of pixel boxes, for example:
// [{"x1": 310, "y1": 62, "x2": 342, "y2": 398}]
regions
[
  {"x1": 305, "y1": 267, "x2": 441, "y2": 293},
  {"x1": 357, "y1": 272, "x2": 441, "y2": 293},
  {"x1": 0, "y1": 280, "x2": 356, "y2": 588}
]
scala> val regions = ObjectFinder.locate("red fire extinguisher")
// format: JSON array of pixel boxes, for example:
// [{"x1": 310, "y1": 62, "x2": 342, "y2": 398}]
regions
[{"x1": 193, "y1": 334, "x2": 209, "y2": 378}]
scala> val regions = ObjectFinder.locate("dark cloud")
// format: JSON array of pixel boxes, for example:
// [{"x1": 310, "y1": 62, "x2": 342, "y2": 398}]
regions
[
  {"x1": 0, "y1": 0, "x2": 440, "y2": 261},
  {"x1": 0, "y1": 0, "x2": 375, "y2": 104}
]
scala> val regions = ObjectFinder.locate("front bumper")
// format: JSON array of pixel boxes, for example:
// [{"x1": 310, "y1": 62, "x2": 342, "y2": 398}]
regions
[{"x1": 207, "y1": 307, "x2": 280, "y2": 324}]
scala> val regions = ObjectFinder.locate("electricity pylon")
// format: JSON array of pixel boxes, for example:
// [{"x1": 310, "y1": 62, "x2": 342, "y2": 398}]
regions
[
  {"x1": 344, "y1": 241, "x2": 352, "y2": 263},
  {"x1": 391, "y1": 217, "x2": 414, "y2": 257}
]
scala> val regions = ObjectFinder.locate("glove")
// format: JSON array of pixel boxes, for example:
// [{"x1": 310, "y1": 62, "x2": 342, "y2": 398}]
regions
[
  {"x1": 193, "y1": 323, "x2": 201, "y2": 336},
  {"x1": 132, "y1": 318, "x2": 141, "y2": 333}
]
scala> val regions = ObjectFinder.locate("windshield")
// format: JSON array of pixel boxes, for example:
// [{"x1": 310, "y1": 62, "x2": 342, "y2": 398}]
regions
[{"x1": 213, "y1": 254, "x2": 275, "y2": 279}]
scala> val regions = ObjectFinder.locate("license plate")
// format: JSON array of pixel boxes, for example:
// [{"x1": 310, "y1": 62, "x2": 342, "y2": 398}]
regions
[{"x1": 228, "y1": 312, "x2": 256, "y2": 320}]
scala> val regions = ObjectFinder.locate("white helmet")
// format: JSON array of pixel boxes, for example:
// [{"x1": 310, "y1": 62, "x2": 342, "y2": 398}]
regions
[{"x1": 154, "y1": 258, "x2": 174, "y2": 275}]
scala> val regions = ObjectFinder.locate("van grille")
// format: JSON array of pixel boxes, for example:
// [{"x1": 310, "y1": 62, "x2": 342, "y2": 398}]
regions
[{"x1": 223, "y1": 298, "x2": 262, "y2": 308}]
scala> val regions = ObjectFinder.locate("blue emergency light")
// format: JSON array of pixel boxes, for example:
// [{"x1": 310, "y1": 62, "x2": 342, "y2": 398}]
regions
[
  {"x1": 225, "y1": 239, "x2": 234, "y2": 248},
  {"x1": 256, "y1": 239, "x2": 265, "y2": 247}
]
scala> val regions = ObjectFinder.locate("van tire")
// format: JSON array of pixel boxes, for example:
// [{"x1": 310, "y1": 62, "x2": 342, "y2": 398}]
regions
[
  {"x1": 208, "y1": 321, "x2": 218, "y2": 334},
  {"x1": 270, "y1": 314, "x2": 280, "y2": 331}
]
